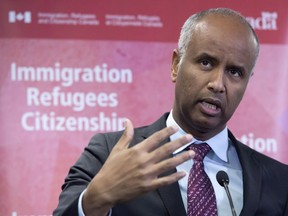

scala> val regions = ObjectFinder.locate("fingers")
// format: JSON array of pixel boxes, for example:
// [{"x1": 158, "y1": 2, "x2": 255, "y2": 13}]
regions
[
  {"x1": 151, "y1": 171, "x2": 187, "y2": 189},
  {"x1": 151, "y1": 150, "x2": 194, "y2": 177},
  {"x1": 138, "y1": 125, "x2": 179, "y2": 152},
  {"x1": 132, "y1": 131, "x2": 194, "y2": 189},
  {"x1": 115, "y1": 119, "x2": 134, "y2": 150},
  {"x1": 152, "y1": 134, "x2": 193, "y2": 162},
  {"x1": 140, "y1": 150, "x2": 194, "y2": 191},
  {"x1": 112, "y1": 122, "x2": 194, "y2": 186}
]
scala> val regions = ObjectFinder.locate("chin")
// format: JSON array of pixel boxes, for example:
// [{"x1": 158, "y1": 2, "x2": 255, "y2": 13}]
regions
[{"x1": 193, "y1": 117, "x2": 223, "y2": 132}]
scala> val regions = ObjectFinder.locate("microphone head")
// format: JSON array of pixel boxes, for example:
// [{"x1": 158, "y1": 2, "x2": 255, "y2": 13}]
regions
[{"x1": 216, "y1": 170, "x2": 229, "y2": 187}]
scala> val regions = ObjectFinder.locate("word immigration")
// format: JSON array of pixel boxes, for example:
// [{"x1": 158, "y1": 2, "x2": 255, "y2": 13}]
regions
[{"x1": 10, "y1": 62, "x2": 133, "y2": 87}]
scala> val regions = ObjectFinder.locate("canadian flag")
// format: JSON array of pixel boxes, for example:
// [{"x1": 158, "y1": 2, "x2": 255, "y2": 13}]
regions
[{"x1": 9, "y1": 11, "x2": 31, "y2": 23}]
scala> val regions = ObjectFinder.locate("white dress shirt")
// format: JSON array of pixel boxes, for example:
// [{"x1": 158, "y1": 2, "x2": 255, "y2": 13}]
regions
[{"x1": 167, "y1": 112, "x2": 243, "y2": 216}]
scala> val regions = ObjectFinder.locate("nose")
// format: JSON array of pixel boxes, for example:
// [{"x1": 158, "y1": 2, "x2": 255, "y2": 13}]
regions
[{"x1": 207, "y1": 69, "x2": 226, "y2": 93}]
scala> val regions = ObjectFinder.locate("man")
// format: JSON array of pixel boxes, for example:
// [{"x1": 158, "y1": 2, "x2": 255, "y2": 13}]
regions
[{"x1": 54, "y1": 8, "x2": 288, "y2": 216}]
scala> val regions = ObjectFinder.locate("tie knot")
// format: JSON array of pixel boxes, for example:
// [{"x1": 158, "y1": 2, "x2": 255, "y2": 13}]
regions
[{"x1": 189, "y1": 143, "x2": 211, "y2": 161}]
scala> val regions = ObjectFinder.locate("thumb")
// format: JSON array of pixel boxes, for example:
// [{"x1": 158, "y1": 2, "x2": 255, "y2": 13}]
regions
[{"x1": 115, "y1": 118, "x2": 134, "y2": 150}]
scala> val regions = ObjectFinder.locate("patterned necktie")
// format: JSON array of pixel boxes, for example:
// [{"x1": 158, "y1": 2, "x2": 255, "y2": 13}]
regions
[{"x1": 187, "y1": 143, "x2": 218, "y2": 216}]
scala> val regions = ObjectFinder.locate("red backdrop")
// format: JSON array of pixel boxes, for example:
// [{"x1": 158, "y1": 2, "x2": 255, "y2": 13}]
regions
[{"x1": 1, "y1": 0, "x2": 287, "y2": 215}]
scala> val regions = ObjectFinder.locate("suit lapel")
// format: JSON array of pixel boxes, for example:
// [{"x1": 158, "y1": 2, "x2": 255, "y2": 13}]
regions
[
  {"x1": 229, "y1": 131, "x2": 262, "y2": 215},
  {"x1": 135, "y1": 113, "x2": 186, "y2": 216},
  {"x1": 157, "y1": 168, "x2": 187, "y2": 216},
  {"x1": 156, "y1": 134, "x2": 186, "y2": 216}
]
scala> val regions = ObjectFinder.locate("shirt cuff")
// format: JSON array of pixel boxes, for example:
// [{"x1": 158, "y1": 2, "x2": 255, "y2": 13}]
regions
[
  {"x1": 78, "y1": 189, "x2": 87, "y2": 216},
  {"x1": 78, "y1": 189, "x2": 112, "y2": 216}
]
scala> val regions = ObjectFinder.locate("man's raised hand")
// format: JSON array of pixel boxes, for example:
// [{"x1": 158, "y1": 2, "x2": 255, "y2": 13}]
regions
[{"x1": 83, "y1": 119, "x2": 194, "y2": 216}]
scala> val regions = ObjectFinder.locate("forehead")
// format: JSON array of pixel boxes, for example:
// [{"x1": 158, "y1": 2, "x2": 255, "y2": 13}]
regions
[{"x1": 187, "y1": 14, "x2": 258, "y2": 69}]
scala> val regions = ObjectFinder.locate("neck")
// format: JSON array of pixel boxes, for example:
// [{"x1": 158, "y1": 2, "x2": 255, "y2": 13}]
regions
[{"x1": 171, "y1": 111, "x2": 226, "y2": 141}]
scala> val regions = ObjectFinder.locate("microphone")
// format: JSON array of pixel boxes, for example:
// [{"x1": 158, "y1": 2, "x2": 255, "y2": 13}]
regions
[{"x1": 216, "y1": 170, "x2": 237, "y2": 216}]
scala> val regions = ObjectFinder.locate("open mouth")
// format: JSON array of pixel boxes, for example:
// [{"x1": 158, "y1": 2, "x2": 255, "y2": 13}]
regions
[
  {"x1": 200, "y1": 99, "x2": 222, "y2": 116},
  {"x1": 202, "y1": 101, "x2": 218, "y2": 110}
]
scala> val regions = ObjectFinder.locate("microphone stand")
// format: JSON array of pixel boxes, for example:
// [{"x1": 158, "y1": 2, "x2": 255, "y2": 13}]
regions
[{"x1": 222, "y1": 181, "x2": 237, "y2": 216}]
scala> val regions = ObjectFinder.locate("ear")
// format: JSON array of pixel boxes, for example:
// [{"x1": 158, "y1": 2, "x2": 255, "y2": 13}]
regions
[{"x1": 171, "y1": 49, "x2": 180, "y2": 83}]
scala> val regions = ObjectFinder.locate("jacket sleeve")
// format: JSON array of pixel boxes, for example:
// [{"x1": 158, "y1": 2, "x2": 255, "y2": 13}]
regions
[{"x1": 53, "y1": 132, "x2": 122, "y2": 216}]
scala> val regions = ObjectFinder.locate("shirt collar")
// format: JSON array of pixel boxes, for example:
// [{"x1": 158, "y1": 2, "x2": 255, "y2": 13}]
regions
[{"x1": 167, "y1": 111, "x2": 228, "y2": 162}]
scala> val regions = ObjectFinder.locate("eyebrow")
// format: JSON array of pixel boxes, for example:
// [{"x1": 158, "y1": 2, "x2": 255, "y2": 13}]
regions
[{"x1": 194, "y1": 52, "x2": 218, "y2": 63}]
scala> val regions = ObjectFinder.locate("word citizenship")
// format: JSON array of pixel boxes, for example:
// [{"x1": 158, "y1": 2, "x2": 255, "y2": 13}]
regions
[
  {"x1": 21, "y1": 111, "x2": 125, "y2": 132},
  {"x1": 10, "y1": 62, "x2": 133, "y2": 87}
]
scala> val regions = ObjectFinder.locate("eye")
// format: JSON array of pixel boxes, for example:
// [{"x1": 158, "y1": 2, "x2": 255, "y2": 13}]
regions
[
  {"x1": 227, "y1": 68, "x2": 242, "y2": 77},
  {"x1": 200, "y1": 59, "x2": 213, "y2": 70}
]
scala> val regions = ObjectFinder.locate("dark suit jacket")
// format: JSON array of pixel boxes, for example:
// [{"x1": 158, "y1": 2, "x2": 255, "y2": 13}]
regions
[{"x1": 53, "y1": 113, "x2": 288, "y2": 216}]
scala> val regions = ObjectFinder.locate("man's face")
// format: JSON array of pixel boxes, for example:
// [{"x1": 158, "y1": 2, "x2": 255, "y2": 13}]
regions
[{"x1": 171, "y1": 14, "x2": 258, "y2": 139}]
